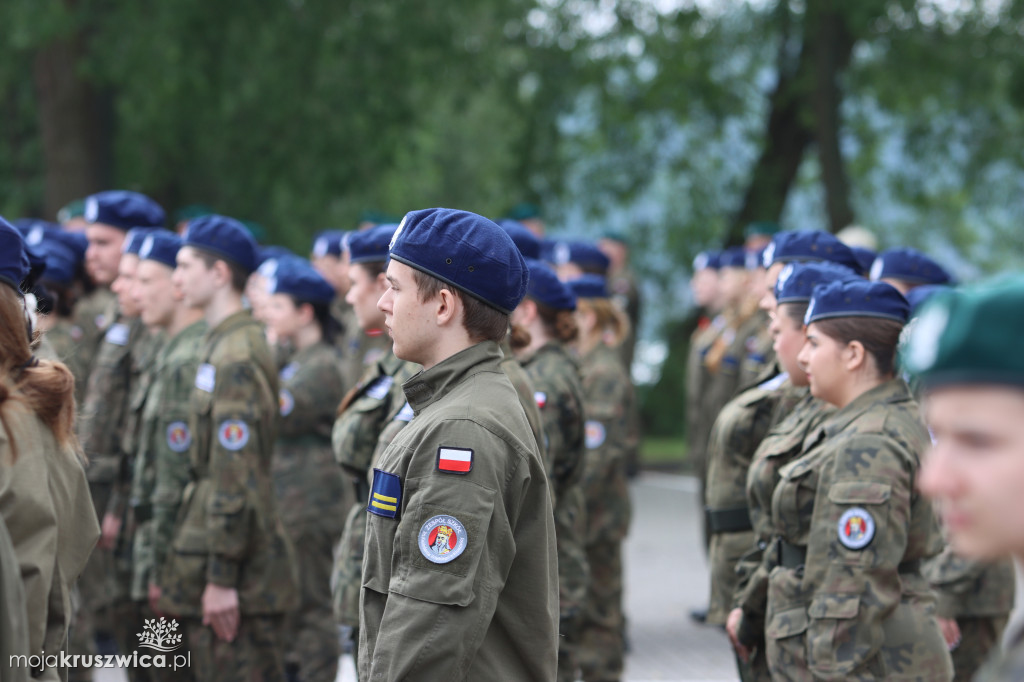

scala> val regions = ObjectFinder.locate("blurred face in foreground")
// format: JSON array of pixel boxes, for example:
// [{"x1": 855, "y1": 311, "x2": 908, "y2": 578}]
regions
[
  {"x1": 134, "y1": 260, "x2": 177, "y2": 329},
  {"x1": 111, "y1": 254, "x2": 141, "y2": 317},
  {"x1": 919, "y1": 385, "x2": 1024, "y2": 561},
  {"x1": 771, "y1": 304, "x2": 808, "y2": 386},
  {"x1": 346, "y1": 263, "x2": 387, "y2": 332}
]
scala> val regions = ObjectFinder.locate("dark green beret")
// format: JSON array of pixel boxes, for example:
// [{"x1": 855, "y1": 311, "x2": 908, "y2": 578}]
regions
[
  {"x1": 904, "y1": 276, "x2": 1024, "y2": 388},
  {"x1": 744, "y1": 221, "x2": 782, "y2": 238}
]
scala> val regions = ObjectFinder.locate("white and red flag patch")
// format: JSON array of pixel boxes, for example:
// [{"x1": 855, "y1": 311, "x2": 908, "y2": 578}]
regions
[{"x1": 436, "y1": 447, "x2": 474, "y2": 475}]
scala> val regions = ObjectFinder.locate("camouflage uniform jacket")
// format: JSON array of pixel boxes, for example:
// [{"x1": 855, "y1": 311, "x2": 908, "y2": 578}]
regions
[
  {"x1": 686, "y1": 314, "x2": 726, "y2": 470},
  {"x1": 129, "y1": 320, "x2": 206, "y2": 598},
  {"x1": 520, "y1": 342, "x2": 589, "y2": 620},
  {"x1": 500, "y1": 338, "x2": 545, "y2": 458},
  {"x1": 0, "y1": 413, "x2": 99, "y2": 667},
  {"x1": 331, "y1": 349, "x2": 417, "y2": 626},
  {"x1": 706, "y1": 305, "x2": 769, "y2": 413},
  {"x1": 44, "y1": 318, "x2": 91, "y2": 407},
  {"x1": 578, "y1": 343, "x2": 634, "y2": 545},
  {"x1": 923, "y1": 545, "x2": 1015, "y2": 619},
  {"x1": 158, "y1": 310, "x2": 298, "y2": 617},
  {"x1": 704, "y1": 373, "x2": 801, "y2": 625},
  {"x1": 733, "y1": 390, "x2": 833, "y2": 646},
  {"x1": 609, "y1": 267, "x2": 640, "y2": 369},
  {"x1": 738, "y1": 325, "x2": 776, "y2": 392},
  {"x1": 764, "y1": 379, "x2": 951, "y2": 681},
  {"x1": 974, "y1": 623, "x2": 1024, "y2": 682},
  {"x1": 360, "y1": 341, "x2": 558, "y2": 681},
  {"x1": 79, "y1": 315, "x2": 146, "y2": 488},
  {"x1": 70, "y1": 286, "x2": 116, "y2": 383}
]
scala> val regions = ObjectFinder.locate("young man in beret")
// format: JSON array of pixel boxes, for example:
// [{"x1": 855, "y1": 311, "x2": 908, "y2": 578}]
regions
[
  {"x1": 159, "y1": 215, "x2": 298, "y2": 681},
  {"x1": 360, "y1": 208, "x2": 559, "y2": 681},
  {"x1": 907, "y1": 278, "x2": 1024, "y2": 682}
]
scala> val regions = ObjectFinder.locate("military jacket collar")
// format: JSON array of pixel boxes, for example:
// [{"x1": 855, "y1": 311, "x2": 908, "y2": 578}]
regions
[
  {"x1": 819, "y1": 378, "x2": 913, "y2": 440},
  {"x1": 402, "y1": 341, "x2": 502, "y2": 414},
  {"x1": 519, "y1": 340, "x2": 577, "y2": 370},
  {"x1": 202, "y1": 309, "x2": 256, "y2": 356}
]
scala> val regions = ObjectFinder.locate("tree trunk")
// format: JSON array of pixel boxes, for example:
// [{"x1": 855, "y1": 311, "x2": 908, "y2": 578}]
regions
[{"x1": 33, "y1": 31, "x2": 105, "y2": 218}]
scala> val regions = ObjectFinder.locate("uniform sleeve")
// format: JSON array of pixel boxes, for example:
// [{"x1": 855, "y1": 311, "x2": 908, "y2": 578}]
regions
[
  {"x1": 205, "y1": 361, "x2": 275, "y2": 586},
  {"x1": 278, "y1": 356, "x2": 342, "y2": 440},
  {"x1": 923, "y1": 545, "x2": 996, "y2": 619},
  {"x1": 803, "y1": 432, "x2": 917, "y2": 679},
  {"x1": 0, "y1": 428, "x2": 59, "y2": 656},
  {"x1": 362, "y1": 421, "x2": 550, "y2": 681},
  {"x1": 150, "y1": 364, "x2": 199, "y2": 582}
]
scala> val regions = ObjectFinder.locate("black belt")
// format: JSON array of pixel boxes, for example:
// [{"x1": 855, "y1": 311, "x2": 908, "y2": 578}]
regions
[
  {"x1": 130, "y1": 500, "x2": 153, "y2": 524},
  {"x1": 776, "y1": 537, "x2": 924, "y2": 574},
  {"x1": 706, "y1": 506, "x2": 753, "y2": 534}
]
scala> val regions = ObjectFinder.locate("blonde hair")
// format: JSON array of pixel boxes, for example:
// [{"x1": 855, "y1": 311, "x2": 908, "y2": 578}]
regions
[
  {"x1": 577, "y1": 297, "x2": 630, "y2": 348},
  {"x1": 0, "y1": 286, "x2": 80, "y2": 460}
]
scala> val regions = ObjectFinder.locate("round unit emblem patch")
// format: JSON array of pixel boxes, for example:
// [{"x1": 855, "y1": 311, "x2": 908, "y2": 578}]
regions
[
  {"x1": 418, "y1": 515, "x2": 468, "y2": 564},
  {"x1": 279, "y1": 389, "x2": 295, "y2": 417},
  {"x1": 584, "y1": 420, "x2": 606, "y2": 449},
  {"x1": 166, "y1": 422, "x2": 192, "y2": 453},
  {"x1": 218, "y1": 420, "x2": 250, "y2": 451},
  {"x1": 837, "y1": 507, "x2": 876, "y2": 550}
]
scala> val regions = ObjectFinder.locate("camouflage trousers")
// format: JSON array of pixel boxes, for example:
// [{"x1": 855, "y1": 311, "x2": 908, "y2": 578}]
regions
[
  {"x1": 185, "y1": 615, "x2": 286, "y2": 682},
  {"x1": 283, "y1": 522, "x2": 341, "y2": 682},
  {"x1": 734, "y1": 643, "x2": 772, "y2": 682},
  {"x1": 577, "y1": 537, "x2": 625, "y2": 682},
  {"x1": 707, "y1": 529, "x2": 755, "y2": 626},
  {"x1": 331, "y1": 504, "x2": 366, "y2": 629},
  {"x1": 69, "y1": 481, "x2": 116, "y2": 682},
  {"x1": 952, "y1": 615, "x2": 1009, "y2": 682},
  {"x1": 556, "y1": 487, "x2": 589, "y2": 682}
]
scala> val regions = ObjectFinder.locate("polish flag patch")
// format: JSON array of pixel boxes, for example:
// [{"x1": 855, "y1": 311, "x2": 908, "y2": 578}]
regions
[{"x1": 436, "y1": 447, "x2": 474, "y2": 475}]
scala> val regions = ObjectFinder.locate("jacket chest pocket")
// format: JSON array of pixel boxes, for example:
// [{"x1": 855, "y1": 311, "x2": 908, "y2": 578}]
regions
[{"x1": 772, "y1": 461, "x2": 817, "y2": 542}]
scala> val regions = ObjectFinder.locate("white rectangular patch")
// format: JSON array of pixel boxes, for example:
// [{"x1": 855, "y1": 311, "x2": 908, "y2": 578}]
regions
[
  {"x1": 195, "y1": 363, "x2": 216, "y2": 393},
  {"x1": 105, "y1": 323, "x2": 129, "y2": 346}
]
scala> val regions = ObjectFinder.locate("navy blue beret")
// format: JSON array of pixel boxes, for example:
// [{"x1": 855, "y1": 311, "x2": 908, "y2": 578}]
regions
[
  {"x1": 267, "y1": 257, "x2": 336, "y2": 305},
  {"x1": 138, "y1": 231, "x2": 183, "y2": 269},
  {"x1": 13, "y1": 219, "x2": 59, "y2": 249},
  {"x1": 720, "y1": 247, "x2": 748, "y2": 269},
  {"x1": 524, "y1": 259, "x2": 576, "y2": 311},
  {"x1": 257, "y1": 252, "x2": 304, "y2": 280},
  {"x1": 763, "y1": 230, "x2": 861, "y2": 272},
  {"x1": 183, "y1": 214, "x2": 259, "y2": 274},
  {"x1": 123, "y1": 227, "x2": 162, "y2": 256},
  {"x1": 566, "y1": 274, "x2": 609, "y2": 299},
  {"x1": 84, "y1": 190, "x2": 165, "y2": 231},
  {"x1": 39, "y1": 234, "x2": 87, "y2": 286},
  {"x1": 311, "y1": 230, "x2": 347, "y2": 258},
  {"x1": 550, "y1": 240, "x2": 611, "y2": 273},
  {"x1": 850, "y1": 246, "x2": 877, "y2": 275},
  {"x1": 498, "y1": 219, "x2": 542, "y2": 260},
  {"x1": 0, "y1": 216, "x2": 30, "y2": 293},
  {"x1": 389, "y1": 208, "x2": 528, "y2": 314},
  {"x1": 905, "y1": 284, "x2": 951, "y2": 315},
  {"x1": 870, "y1": 247, "x2": 952, "y2": 286},
  {"x1": 258, "y1": 245, "x2": 294, "y2": 266},
  {"x1": 774, "y1": 261, "x2": 861, "y2": 305},
  {"x1": 746, "y1": 248, "x2": 766, "y2": 270},
  {"x1": 805, "y1": 280, "x2": 910, "y2": 325},
  {"x1": 693, "y1": 250, "x2": 722, "y2": 271},
  {"x1": 348, "y1": 224, "x2": 397, "y2": 264}
]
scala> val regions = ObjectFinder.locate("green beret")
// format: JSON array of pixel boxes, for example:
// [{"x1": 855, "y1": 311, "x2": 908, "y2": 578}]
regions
[
  {"x1": 904, "y1": 276, "x2": 1024, "y2": 389},
  {"x1": 505, "y1": 202, "x2": 541, "y2": 221},
  {"x1": 744, "y1": 221, "x2": 782, "y2": 238},
  {"x1": 57, "y1": 199, "x2": 85, "y2": 223}
]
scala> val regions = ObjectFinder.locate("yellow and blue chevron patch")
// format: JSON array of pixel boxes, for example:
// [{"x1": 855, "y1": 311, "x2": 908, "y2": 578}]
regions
[{"x1": 368, "y1": 468, "x2": 402, "y2": 519}]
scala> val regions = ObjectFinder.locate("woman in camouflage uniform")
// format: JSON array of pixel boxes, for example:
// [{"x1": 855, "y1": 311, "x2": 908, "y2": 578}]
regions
[
  {"x1": 760, "y1": 280, "x2": 951, "y2": 681},
  {"x1": 512, "y1": 259, "x2": 588, "y2": 682},
  {"x1": 568, "y1": 274, "x2": 635, "y2": 682},
  {"x1": 263, "y1": 257, "x2": 349, "y2": 682},
  {"x1": 330, "y1": 225, "x2": 417, "y2": 674},
  {"x1": 725, "y1": 263, "x2": 855, "y2": 680}
]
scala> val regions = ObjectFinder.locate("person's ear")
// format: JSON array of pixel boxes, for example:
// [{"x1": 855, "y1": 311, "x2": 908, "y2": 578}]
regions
[
  {"x1": 435, "y1": 288, "x2": 458, "y2": 327},
  {"x1": 845, "y1": 339, "x2": 867, "y2": 372},
  {"x1": 212, "y1": 259, "x2": 231, "y2": 288}
]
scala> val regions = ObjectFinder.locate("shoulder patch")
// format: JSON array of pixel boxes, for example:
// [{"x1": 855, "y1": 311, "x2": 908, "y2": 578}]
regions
[
  {"x1": 837, "y1": 507, "x2": 876, "y2": 550},
  {"x1": 217, "y1": 420, "x2": 250, "y2": 451},
  {"x1": 279, "y1": 389, "x2": 295, "y2": 417},
  {"x1": 195, "y1": 363, "x2": 216, "y2": 392},
  {"x1": 95, "y1": 313, "x2": 108, "y2": 331},
  {"x1": 70, "y1": 325, "x2": 84, "y2": 342},
  {"x1": 166, "y1": 422, "x2": 192, "y2": 453},
  {"x1": 436, "y1": 447, "x2": 473, "y2": 475},
  {"x1": 534, "y1": 391, "x2": 547, "y2": 409},
  {"x1": 418, "y1": 515, "x2": 468, "y2": 564},
  {"x1": 365, "y1": 375, "x2": 394, "y2": 401},
  {"x1": 368, "y1": 468, "x2": 402, "y2": 518},
  {"x1": 585, "y1": 420, "x2": 606, "y2": 449},
  {"x1": 105, "y1": 322, "x2": 130, "y2": 346},
  {"x1": 279, "y1": 361, "x2": 300, "y2": 382},
  {"x1": 394, "y1": 402, "x2": 415, "y2": 423}
]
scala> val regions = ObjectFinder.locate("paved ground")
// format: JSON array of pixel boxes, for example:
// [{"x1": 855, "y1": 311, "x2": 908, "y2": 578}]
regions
[{"x1": 94, "y1": 472, "x2": 1024, "y2": 681}]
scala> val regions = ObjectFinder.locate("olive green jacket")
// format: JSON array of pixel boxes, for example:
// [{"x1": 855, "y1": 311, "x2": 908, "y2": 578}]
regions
[{"x1": 360, "y1": 341, "x2": 558, "y2": 681}]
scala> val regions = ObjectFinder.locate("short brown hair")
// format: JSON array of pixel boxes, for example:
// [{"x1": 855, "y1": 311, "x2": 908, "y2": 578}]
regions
[
  {"x1": 412, "y1": 269, "x2": 508, "y2": 343},
  {"x1": 779, "y1": 302, "x2": 809, "y2": 326},
  {"x1": 813, "y1": 316, "x2": 904, "y2": 376},
  {"x1": 195, "y1": 250, "x2": 249, "y2": 293}
]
